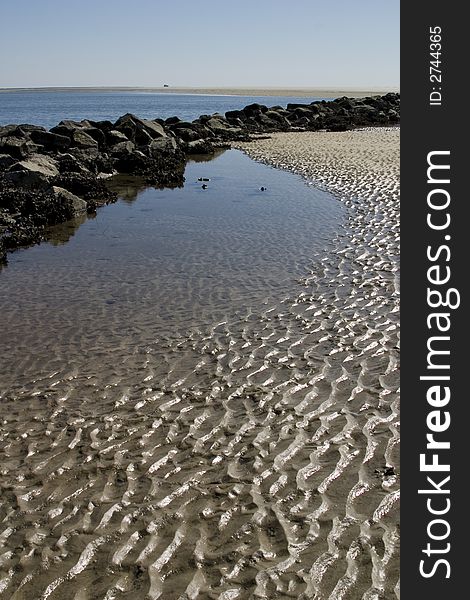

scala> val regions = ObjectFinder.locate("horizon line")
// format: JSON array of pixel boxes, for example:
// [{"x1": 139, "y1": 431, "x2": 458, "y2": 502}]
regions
[{"x1": 0, "y1": 85, "x2": 400, "y2": 98}]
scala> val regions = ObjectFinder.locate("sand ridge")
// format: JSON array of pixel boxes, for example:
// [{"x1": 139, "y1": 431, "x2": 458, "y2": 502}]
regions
[{"x1": 0, "y1": 87, "x2": 398, "y2": 98}]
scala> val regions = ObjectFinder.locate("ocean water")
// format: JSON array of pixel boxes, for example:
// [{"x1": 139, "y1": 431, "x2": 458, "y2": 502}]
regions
[{"x1": 0, "y1": 90, "x2": 328, "y2": 129}]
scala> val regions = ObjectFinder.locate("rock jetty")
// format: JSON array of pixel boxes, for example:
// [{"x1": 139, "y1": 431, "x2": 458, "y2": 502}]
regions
[{"x1": 0, "y1": 93, "x2": 399, "y2": 262}]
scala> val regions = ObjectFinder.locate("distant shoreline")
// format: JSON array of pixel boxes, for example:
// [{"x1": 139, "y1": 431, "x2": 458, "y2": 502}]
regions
[{"x1": 0, "y1": 86, "x2": 398, "y2": 98}]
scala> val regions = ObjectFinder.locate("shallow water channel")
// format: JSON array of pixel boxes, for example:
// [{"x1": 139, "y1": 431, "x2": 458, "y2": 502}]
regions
[{"x1": 0, "y1": 149, "x2": 344, "y2": 394}]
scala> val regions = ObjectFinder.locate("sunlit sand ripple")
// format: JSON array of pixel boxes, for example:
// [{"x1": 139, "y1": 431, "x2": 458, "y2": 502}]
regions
[{"x1": 0, "y1": 128, "x2": 399, "y2": 599}]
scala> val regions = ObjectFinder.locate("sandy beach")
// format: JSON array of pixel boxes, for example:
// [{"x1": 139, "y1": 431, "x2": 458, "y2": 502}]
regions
[
  {"x1": 0, "y1": 86, "x2": 398, "y2": 98},
  {"x1": 234, "y1": 128, "x2": 401, "y2": 597},
  {"x1": 0, "y1": 129, "x2": 400, "y2": 599}
]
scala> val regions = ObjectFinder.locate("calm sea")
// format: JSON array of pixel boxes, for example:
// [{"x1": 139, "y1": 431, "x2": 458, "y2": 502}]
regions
[{"x1": 0, "y1": 91, "x2": 328, "y2": 129}]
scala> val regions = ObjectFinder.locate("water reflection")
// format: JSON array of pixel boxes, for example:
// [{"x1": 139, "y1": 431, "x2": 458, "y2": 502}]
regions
[
  {"x1": 106, "y1": 174, "x2": 148, "y2": 203},
  {"x1": 44, "y1": 212, "x2": 91, "y2": 246},
  {"x1": 42, "y1": 150, "x2": 229, "y2": 244},
  {"x1": 186, "y1": 148, "x2": 227, "y2": 164}
]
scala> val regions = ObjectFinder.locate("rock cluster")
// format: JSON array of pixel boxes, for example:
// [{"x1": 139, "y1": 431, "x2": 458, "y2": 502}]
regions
[
  {"x1": 225, "y1": 93, "x2": 400, "y2": 132},
  {"x1": 0, "y1": 93, "x2": 399, "y2": 262}
]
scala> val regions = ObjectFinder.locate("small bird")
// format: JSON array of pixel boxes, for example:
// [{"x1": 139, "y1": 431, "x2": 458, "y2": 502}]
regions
[
  {"x1": 201, "y1": 184, "x2": 208, "y2": 189},
  {"x1": 260, "y1": 186, "x2": 267, "y2": 191},
  {"x1": 198, "y1": 177, "x2": 210, "y2": 182}
]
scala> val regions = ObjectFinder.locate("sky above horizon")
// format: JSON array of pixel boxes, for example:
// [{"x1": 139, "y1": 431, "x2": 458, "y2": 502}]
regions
[{"x1": 0, "y1": 0, "x2": 399, "y2": 89}]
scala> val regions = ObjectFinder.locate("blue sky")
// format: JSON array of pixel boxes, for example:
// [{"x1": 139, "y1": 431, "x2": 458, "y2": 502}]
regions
[{"x1": 0, "y1": 0, "x2": 399, "y2": 88}]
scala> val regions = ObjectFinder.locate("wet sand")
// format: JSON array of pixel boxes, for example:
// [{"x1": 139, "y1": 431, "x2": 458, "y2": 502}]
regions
[
  {"x1": 235, "y1": 128, "x2": 401, "y2": 597},
  {"x1": 0, "y1": 131, "x2": 400, "y2": 599},
  {"x1": 0, "y1": 86, "x2": 398, "y2": 98}
]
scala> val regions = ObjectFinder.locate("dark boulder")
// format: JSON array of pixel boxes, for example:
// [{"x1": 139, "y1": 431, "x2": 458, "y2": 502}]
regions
[
  {"x1": 288, "y1": 117, "x2": 310, "y2": 129},
  {"x1": 185, "y1": 139, "x2": 215, "y2": 155},
  {"x1": 0, "y1": 124, "x2": 20, "y2": 138},
  {"x1": 225, "y1": 109, "x2": 247, "y2": 122},
  {"x1": 81, "y1": 127, "x2": 107, "y2": 149},
  {"x1": 52, "y1": 186, "x2": 88, "y2": 215},
  {"x1": 105, "y1": 129, "x2": 131, "y2": 146},
  {"x1": 144, "y1": 150, "x2": 186, "y2": 188},
  {"x1": 148, "y1": 137, "x2": 178, "y2": 157},
  {"x1": 323, "y1": 116, "x2": 351, "y2": 131},
  {"x1": 0, "y1": 136, "x2": 39, "y2": 159},
  {"x1": 70, "y1": 129, "x2": 99, "y2": 150},
  {"x1": 110, "y1": 140, "x2": 136, "y2": 156},
  {"x1": 0, "y1": 182, "x2": 78, "y2": 259},
  {"x1": 49, "y1": 121, "x2": 101, "y2": 149},
  {"x1": 3, "y1": 170, "x2": 50, "y2": 190},
  {"x1": 87, "y1": 120, "x2": 114, "y2": 133},
  {"x1": 66, "y1": 148, "x2": 101, "y2": 172},
  {"x1": 0, "y1": 124, "x2": 45, "y2": 138},
  {"x1": 169, "y1": 121, "x2": 212, "y2": 142},
  {"x1": 165, "y1": 116, "x2": 181, "y2": 126},
  {"x1": 114, "y1": 114, "x2": 167, "y2": 145},
  {"x1": 52, "y1": 173, "x2": 117, "y2": 204},
  {"x1": 289, "y1": 106, "x2": 316, "y2": 119},
  {"x1": 56, "y1": 153, "x2": 90, "y2": 175},
  {"x1": 0, "y1": 154, "x2": 17, "y2": 171},
  {"x1": 50, "y1": 120, "x2": 87, "y2": 137},
  {"x1": 203, "y1": 116, "x2": 245, "y2": 140},
  {"x1": 307, "y1": 103, "x2": 321, "y2": 114},
  {"x1": 286, "y1": 103, "x2": 312, "y2": 111},
  {"x1": 111, "y1": 148, "x2": 152, "y2": 174},
  {"x1": 29, "y1": 129, "x2": 71, "y2": 152},
  {"x1": 66, "y1": 148, "x2": 113, "y2": 175},
  {"x1": 334, "y1": 96, "x2": 355, "y2": 110},
  {"x1": 10, "y1": 154, "x2": 59, "y2": 177},
  {"x1": 264, "y1": 110, "x2": 290, "y2": 129},
  {"x1": 243, "y1": 103, "x2": 269, "y2": 115},
  {"x1": 287, "y1": 107, "x2": 321, "y2": 129}
]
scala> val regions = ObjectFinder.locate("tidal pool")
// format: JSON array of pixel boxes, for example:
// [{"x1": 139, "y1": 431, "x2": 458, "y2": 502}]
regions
[{"x1": 0, "y1": 149, "x2": 344, "y2": 393}]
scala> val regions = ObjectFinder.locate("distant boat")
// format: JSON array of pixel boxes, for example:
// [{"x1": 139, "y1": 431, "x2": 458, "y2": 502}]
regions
[{"x1": 163, "y1": 84, "x2": 169, "y2": 88}]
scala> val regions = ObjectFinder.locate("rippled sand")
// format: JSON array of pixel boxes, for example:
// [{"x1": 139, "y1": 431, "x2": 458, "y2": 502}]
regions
[
  {"x1": 0, "y1": 130, "x2": 399, "y2": 599},
  {"x1": 234, "y1": 128, "x2": 400, "y2": 598}
]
